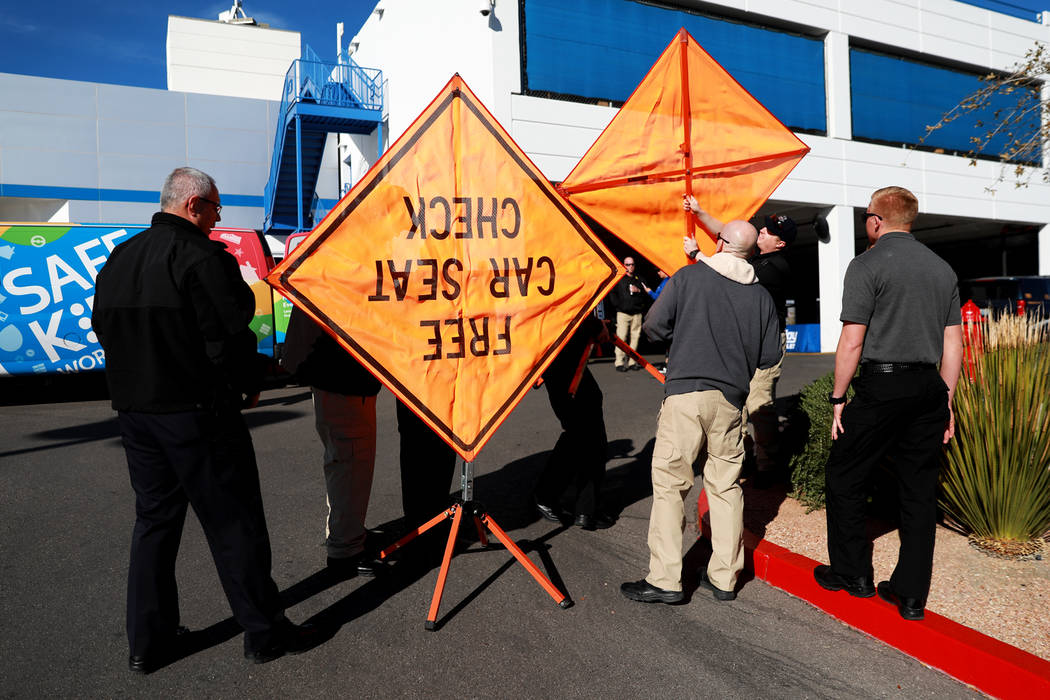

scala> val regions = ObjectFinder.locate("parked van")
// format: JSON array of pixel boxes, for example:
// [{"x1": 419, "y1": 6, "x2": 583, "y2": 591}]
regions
[
  {"x1": 0, "y1": 222, "x2": 282, "y2": 377},
  {"x1": 958, "y1": 276, "x2": 1050, "y2": 315}
]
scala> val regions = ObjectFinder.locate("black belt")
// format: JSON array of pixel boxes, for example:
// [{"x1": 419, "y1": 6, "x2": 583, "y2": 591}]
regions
[{"x1": 859, "y1": 362, "x2": 935, "y2": 376}]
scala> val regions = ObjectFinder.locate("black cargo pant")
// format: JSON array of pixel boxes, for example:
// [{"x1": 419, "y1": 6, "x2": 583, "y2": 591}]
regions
[
  {"x1": 396, "y1": 399, "x2": 458, "y2": 528},
  {"x1": 534, "y1": 366, "x2": 608, "y2": 518},
  {"x1": 824, "y1": 368, "x2": 949, "y2": 601},
  {"x1": 119, "y1": 408, "x2": 285, "y2": 658}
]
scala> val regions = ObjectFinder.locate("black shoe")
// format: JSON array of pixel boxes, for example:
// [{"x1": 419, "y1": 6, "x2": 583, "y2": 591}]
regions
[
  {"x1": 615, "y1": 365, "x2": 628, "y2": 373},
  {"x1": 620, "y1": 579, "x2": 683, "y2": 604},
  {"x1": 629, "y1": 364, "x2": 642, "y2": 371},
  {"x1": 327, "y1": 552, "x2": 385, "y2": 578},
  {"x1": 877, "y1": 581, "x2": 925, "y2": 620},
  {"x1": 698, "y1": 572, "x2": 736, "y2": 601},
  {"x1": 574, "y1": 512, "x2": 614, "y2": 530},
  {"x1": 128, "y1": 626, "x2": 190, "y2": 674},
  {"x1": 244, "y1": 620, "x2": 321, "y2": 664},
  {"x1": 813, "y1": 564, "x2": 875, "y2": 598},
  {"x1": 534, "y1": 497, "x2": 568, "y2": 523}
]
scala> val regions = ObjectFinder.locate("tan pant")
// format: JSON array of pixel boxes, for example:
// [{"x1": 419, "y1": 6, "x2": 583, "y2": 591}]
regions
[
  {"x1": 614, "y1": 311, "x2": 643, "y2": 368},
  {"x1": 646, "y1": 391, "x2": 744, "y2": 592},
  {"x1": 741, "y1": 333, "x2": 785, "y2": 471},
  {"x1": 313, "y1": 390, "x2": 377, "y2": 558}
]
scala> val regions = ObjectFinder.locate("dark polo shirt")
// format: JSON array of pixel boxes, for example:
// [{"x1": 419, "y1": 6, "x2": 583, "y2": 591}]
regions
[{"x1": 840, "y1": 231, "x2": 961, "y2": 364}]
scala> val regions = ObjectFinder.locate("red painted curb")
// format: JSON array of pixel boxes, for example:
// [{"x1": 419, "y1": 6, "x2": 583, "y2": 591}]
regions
[{"x1": 697, "y1": 493, "x2": 1050, "y2": 699}]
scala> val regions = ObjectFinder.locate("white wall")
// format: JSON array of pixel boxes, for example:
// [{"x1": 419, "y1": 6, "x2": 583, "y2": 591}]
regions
[
  {"x1": 166, "y1": 16, "x2": 301, "y2": 101},
  {"x1": 336, "y1": 0, "x2": 1050, "y2": 350},
  {"x1": 0, "y1": 72, "x2": 278, "y2": 229}
]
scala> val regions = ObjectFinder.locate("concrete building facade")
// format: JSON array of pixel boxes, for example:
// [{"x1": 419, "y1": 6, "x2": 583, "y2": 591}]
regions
[{"x1": 344, "y1": 0, "x2": 1050, "y2": 351}]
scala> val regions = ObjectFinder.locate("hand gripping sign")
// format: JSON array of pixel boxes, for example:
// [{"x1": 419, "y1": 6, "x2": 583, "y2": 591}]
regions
[
  {"x1": 267, "y1": 75, "x2": 623, "y2": 462},
  {"x1": 559, "y1": 29, "x2": 809, "y2": 276}
]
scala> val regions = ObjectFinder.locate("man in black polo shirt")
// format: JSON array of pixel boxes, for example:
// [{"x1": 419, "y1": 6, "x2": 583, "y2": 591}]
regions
[{"x1": 813, "y1": 186, "x2": 962, "y2": 621}]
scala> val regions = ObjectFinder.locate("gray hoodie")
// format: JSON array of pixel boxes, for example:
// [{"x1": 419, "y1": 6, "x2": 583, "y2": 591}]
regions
[{"x1": 643, "y1": 252, "x2": 780, "y2": 409}]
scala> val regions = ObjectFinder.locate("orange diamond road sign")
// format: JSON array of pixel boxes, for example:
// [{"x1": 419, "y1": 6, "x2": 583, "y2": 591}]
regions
[
  {"x1": 560, "y1": 28, "x2": 809, "y2": 276},
  {"x1": 268, "y1": 75, "x2": 623, "y2": 461}
]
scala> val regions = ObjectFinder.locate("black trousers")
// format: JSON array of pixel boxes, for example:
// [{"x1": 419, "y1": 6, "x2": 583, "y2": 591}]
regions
[
  {"x1": 119, "y1": 409, "x2": 285, "y2": 657},
  {"x1": 396, "y1": 399, "x2": 458, "y2": 528},
  {"x1": 535, "y1": 367, "x2": 608, "y2": 517},
  {"x1": 824, "y1": 369, "x2": 949, "y2": 600}
]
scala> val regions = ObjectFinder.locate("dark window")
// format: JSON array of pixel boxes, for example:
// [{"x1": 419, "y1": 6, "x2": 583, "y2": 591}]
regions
[
  {"x1": 521, "y1": 0, "x2": 826, "y2": 133},
  {"x1": 850, "y1": 47, "x2": 1041, "y2": 163}
]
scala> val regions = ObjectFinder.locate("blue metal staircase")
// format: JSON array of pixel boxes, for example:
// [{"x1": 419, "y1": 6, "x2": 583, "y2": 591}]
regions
[{"x1": 263, "y1": 46, "x2": 383, "y2": 233}]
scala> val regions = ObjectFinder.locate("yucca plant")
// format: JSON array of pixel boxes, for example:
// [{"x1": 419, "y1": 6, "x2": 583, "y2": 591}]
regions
[{"x1": 940, "y1": 311, "x2": 1050, "y2": 558}]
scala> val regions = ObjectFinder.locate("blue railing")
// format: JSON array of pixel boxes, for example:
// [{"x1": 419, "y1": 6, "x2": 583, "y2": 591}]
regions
[{"x1": 263, "y1": 47, "x2": 383, "y2": 231}]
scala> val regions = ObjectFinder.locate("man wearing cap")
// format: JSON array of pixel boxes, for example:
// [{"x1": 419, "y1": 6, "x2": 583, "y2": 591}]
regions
[{"x1": 684, "y1": 197, "x2": 796, "y2": 486}]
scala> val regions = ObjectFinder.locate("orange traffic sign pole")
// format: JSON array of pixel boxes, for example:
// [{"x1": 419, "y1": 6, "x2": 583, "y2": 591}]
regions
[
  {"x1": 567, "y1": 340, "x2": 595, "y2": 397},
  {"x1": 611, "y1": 336, "x2": 666, "y2": 385},
  {"x1": 679, "y1": 28, "x2": 695, "y2": 243}
]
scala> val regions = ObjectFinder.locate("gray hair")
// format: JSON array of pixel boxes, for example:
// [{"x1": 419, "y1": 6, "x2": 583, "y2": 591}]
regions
[{"x1": 160, "y1": 167, "x2": 216, "y2": 210}]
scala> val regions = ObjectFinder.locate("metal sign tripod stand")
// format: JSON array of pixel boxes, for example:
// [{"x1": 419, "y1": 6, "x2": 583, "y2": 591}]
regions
[{"x1": 378, "y1": 459, "x2": 574, "y2": 630}]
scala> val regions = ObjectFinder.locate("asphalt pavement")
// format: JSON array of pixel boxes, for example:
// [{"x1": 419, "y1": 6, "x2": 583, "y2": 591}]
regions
[{"x1": 0, "y1": 353, "x2": 980, "y2": 698}]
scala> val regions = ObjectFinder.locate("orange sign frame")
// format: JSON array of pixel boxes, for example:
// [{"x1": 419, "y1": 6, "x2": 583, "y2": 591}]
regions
[
  {"x1": 268, "y1": 75, "x2": 623, "y2": 461},
  {"x1": 560, "y1": 29, "x2": 810, "y2": 276}
]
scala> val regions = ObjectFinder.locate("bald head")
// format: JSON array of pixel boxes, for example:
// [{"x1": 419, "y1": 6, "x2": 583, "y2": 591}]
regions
[{"x1": 719, "y1": 220, "x2": 758, "y2": 258}]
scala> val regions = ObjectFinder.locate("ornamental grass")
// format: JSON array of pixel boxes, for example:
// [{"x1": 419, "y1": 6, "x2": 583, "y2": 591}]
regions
[{"x1": 940, "y1": 311, "x2": 1050, "y2": 558}]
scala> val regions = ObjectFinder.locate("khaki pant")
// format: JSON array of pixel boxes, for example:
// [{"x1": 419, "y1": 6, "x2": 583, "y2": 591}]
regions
[
  {"x1": 646, "y1": 391, "x2": 745, "y2": 592},
  {"x1": 614, "y1": 311, "x2": 643, "y2": 368},
  {"x1": 313, "y1": 390, "x2": 377, "y2": 558},
  {"x1": 741, "y1": 333, "x2": 786, "y2": 471}
]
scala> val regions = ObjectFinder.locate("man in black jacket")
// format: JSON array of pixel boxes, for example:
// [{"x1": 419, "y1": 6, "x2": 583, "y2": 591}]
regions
[
  {"x1": 92, "y1": 167, "x2": 314, "y2": 673},
  {"x1": 607, "y1": 257, "x2": 651, "y2": 371}
]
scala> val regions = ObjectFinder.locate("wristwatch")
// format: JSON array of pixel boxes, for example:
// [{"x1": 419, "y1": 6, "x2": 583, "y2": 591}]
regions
[{"x1": 827, "y1": 393, "x2": 847, "y2": 405}]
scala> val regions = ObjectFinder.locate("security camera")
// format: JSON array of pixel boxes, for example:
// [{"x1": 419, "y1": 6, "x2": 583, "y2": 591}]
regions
[{"x1": 479, "y1": 0, "x2": 493, "y2": 16}]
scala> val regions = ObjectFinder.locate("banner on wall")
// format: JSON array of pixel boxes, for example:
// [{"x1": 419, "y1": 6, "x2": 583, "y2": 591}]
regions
[
  {"x1": 267, "y1": 75, "x2": 623, "y2": 462},
  {"x1": 559, "y1": 28, "x2": 810, "y2": 276}
]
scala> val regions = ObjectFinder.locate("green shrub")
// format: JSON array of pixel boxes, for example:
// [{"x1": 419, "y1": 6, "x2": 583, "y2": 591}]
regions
[
  {"x1": 788, "y1": 371, "x2": 850, "y2": 512},
  {"x1": 940, "y1": 313, "x2": 1050, "y2": 555}
]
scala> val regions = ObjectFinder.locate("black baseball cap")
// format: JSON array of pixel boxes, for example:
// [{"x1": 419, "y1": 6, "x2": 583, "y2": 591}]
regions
[{"x1": 763, "y1": 214, "x2": 797, "y2": 244}]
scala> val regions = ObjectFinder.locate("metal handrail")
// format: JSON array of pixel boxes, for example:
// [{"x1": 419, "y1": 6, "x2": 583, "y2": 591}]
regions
[{"x1": 263, "y1": 48, "x2": 383, "y2": 231}]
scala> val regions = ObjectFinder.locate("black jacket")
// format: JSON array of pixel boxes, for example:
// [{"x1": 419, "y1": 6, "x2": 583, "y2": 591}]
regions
[
  {"x1": 750, "y1": 250, "x2": 790, "y2": 332},
  {"x1": 607, "y1": 274, "x2": 650, "y2": 315},
  {"x1": 92, "y1": 212, "x2": 262, "y2": 412},
  {"x1": 282, "y1": 307, "x2": 381, "y2": 397}
]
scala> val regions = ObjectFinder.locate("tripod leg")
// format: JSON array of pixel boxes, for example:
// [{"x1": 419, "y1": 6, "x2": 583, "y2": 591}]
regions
[
  {"x1": 481, "y1": 514, "x2": 573, "y2": 608},
  {"x1": 380, "y1": 506, "x2": 454, "y2": 560},
  {"x1": 472, "y1": 515, "x2": 489, "y2": 547},
  {"x1": 426, "y1": 503, "x2": 464, "y2": 630}
]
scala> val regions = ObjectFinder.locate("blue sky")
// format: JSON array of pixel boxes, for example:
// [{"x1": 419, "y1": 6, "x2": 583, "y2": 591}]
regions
[
  {"x1": 0, "y1": 1, "x2": 378, "y2": 89},
  {"x1": 1, "y1": 1, "x2": 1049, "y2": 90}
]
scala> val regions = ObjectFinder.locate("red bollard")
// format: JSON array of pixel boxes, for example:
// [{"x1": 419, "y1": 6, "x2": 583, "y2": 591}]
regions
[{"x1": 961, "y1": 300, "x2": 983, "y2": 381}]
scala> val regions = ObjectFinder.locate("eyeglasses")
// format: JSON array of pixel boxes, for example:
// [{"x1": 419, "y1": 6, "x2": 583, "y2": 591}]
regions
[
  {"x1": 717, "y1": 234, "x2": 727, "y2": 244},
  {"x1": 199, "y1": 197, "x2": 222, "y2": 215},
  {"x1": 863, "y1": 212, "x2": 882, "y2": 221},
  {"x1": 624, "y1": 262, "x2": 635, "y2": 267}
]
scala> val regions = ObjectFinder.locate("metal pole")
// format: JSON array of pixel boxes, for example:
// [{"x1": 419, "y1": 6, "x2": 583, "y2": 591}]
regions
[
  {"x1": 460, "y1": 459, "x2": 473, "y2": 502},
  {"x1": 295, "y1": 113, "x2": 304, "y2": 231}
]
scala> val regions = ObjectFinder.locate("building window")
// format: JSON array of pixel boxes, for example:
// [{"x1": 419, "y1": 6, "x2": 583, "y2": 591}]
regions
[
  {"x1": 521, "y1": 0, "x2": 826, "y2": 134},
  {"x1": 850, "y1": 47, "x2": 1041, "y2": 163}
]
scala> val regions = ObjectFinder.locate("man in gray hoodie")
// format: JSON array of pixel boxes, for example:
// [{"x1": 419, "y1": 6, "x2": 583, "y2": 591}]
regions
[{"x1": 620, "y1": 220, "x2": 780, "y2": 603}]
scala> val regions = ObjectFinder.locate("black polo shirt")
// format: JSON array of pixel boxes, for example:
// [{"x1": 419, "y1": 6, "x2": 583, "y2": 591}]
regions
[{"x1": 840, "y1": 231, "x2": 961, "y2": 364}]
